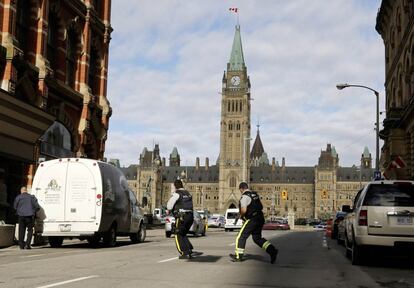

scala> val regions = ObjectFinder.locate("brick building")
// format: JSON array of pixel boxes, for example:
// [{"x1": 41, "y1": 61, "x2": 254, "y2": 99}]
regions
[{"x1": 0, "y1": 0, "x2": 112, "y2": 223}]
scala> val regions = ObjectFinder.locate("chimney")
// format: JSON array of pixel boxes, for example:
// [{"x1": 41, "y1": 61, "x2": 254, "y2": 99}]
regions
[
  {"x1": 196, "y1": 157, "x2": 200, "y2": 170},
  {"x1": 205, "y1": 157, "x2": 209, "y2": 171},
  {"x1": 272, "y1": 157, "x2": 276, "y2": 171},
  {"x1": 162, "y1": 157, "x2": 166, "y2": 167}
]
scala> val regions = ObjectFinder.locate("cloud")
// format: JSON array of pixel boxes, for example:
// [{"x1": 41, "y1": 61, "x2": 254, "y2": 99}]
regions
[{"x1": 105, "y1": 0, "x2": 384, "y2": 168}]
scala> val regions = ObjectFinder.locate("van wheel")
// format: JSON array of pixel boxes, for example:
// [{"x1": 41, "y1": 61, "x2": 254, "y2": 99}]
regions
[
  {"x1": 166, "y1": 231, "x2": 172, "y2": 238},
  {"x1": 103, "y1": 226, "x2": 117, "y2": 247},
  {"x1": 49, "y1": 236, "x2": 63, "y2": 248},
  {"x1": 131, "y1": 224, "x2": 146, "y2": 243}
]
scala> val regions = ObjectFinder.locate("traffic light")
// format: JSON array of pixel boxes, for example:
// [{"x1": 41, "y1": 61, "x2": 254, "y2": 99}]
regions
[{"x1": 281, "y1": 190, "x2": 288, "y2": 200}]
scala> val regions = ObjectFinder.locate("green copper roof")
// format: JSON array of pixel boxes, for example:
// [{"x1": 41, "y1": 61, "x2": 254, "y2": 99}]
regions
[
  {"x1": 363, "y1": 146, "x2": 370, "y2": 158},
  {"x1": 171, "y1": 147, "x2": 179, "y2": 158},
  {"x1": 228, "y1": 25, "x2": 245, "y2": 71},
  {"x1": 331, "y1": 146, "x2": 338, "y2": 157}
]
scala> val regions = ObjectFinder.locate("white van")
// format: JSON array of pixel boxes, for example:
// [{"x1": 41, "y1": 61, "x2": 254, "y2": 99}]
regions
[
  {"x1": 32, "y1": 158, "x2": 146, "y2": 247},
  {"x1": 224, "y1": 208, "x2": 243, "y2": 231}
]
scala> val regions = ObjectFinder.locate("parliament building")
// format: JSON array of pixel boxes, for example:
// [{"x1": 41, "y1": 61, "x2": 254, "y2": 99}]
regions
[{"x1": 121, "y1": 25, "x2": 374, "y2": 220}]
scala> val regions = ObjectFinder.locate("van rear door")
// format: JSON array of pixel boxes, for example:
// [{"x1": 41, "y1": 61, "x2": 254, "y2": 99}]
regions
[
  {"x1": 34, "y1": 161, "x2": 69, "y2": 222},
  {"x1": 65, "y1": 162, "x2": 97, "y2": 222}
]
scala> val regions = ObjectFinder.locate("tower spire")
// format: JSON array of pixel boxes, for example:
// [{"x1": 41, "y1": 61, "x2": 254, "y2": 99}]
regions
[{"x1": 228, "y1": 25, "x2": 245, "y2": 71}]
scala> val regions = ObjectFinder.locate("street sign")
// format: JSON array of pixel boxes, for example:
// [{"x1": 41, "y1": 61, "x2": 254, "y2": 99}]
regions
[{"x1": 374, "y1": 170, "x2": 381, "y2": 180}]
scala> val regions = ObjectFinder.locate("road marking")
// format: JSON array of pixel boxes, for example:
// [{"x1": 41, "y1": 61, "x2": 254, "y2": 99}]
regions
[
  {"x1": 22, "y1": 254, "x2": 43, "y2": 258},
  {"x1": 228, "y1": 242, "x2": 236, "y2": 246},
  {"x1": 158, "y1": 257, "x2": 178, "y2": 263},
  {"x1": 36, "y1": 275, "x2": 98, "y2": 288},
  {"x1": 322, "y1": 235, "x2": 328, "y2": 248}
]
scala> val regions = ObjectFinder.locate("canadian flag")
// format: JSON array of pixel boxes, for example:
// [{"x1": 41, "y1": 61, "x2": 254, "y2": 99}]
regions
[
  {"x1": 229, "y1": 7, "x2": 238, "y2": 13},
  {"x1": 389, "y1": 156, "x2": 407, "y2": 169}
]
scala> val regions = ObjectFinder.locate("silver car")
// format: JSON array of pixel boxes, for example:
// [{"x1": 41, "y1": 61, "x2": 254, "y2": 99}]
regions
[
  {"x1": 207, "y1": 215, "x2": 225, "y2": 228},
  {"x1": 165, "y1": 211, "x2": 206, "y2": 238}
]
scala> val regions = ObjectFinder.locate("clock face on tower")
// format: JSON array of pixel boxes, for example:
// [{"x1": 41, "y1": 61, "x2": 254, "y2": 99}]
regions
[{"x1": 230, "y1": 76, "x2": 240, "y2": 86}]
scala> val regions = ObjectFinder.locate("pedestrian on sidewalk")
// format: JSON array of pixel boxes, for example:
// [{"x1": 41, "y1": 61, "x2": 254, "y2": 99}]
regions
[
  {"x1": 166, "y1": 179, "x2": 196, "y2": 259},
  {"x1": 13, "y1": 186, "x2": 40, "y2": 250},
  {"x1": 229, "y1": 182, "x2": 278, "y2": 263}
]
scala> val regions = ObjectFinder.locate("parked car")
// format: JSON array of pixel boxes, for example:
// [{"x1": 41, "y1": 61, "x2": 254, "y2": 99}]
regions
[
  {"x1": 208, "y1": 215, "x2": 225, "y2": 228},
  {"x1": 263, "y1": 220, "x2": 290, "y2": 230},
  {"x1": 332, "y1": 211, "x2": 347, "y2": 238},
  {"x1": 314, "y1": 222, "x2": 327, "y2": 230},
  {"x1": 165, "y1": 210, "x2": 206, "y2": 238},
  {"x1": 343, "y1": 180, "x2": 414, "y2": 265}
]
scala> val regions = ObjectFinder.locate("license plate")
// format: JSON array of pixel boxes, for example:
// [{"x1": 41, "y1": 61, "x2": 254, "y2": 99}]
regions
[
  {"x1": 59, "y1": 224, "x2": 71, "y2": 232},
  {"x1": 397, "y1": 217, "x2": 413, "y2": 225}
]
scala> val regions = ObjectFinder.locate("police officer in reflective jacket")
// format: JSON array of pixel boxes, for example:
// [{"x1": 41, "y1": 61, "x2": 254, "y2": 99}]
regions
[
  {"x1": 167, "y1": 179, "x2": 195, "y2": 259},
  {"x1": 229, "y1": 182, "x2": 278, "y2": 263}
]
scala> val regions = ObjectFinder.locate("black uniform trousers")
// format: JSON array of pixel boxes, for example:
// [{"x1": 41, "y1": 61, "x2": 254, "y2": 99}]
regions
[
  {"x1": 235, "y1": 213, "x2": 273, "y2": 258},
  {"x1": 174, "y1": 212, "x2": 194, "y2": 255},
  {"x1": 18, "y1": 216, "x2": 34, "y2": 249}
]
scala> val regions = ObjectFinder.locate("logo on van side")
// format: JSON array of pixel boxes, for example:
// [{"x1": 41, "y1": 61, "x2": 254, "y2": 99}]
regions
[{"x1": 104, "y1": 178, "x2": 115, "y2": 201}]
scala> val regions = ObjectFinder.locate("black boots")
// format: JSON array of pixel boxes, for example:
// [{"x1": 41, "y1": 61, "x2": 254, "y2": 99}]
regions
[
  {"x1": 229, "y1": 253, "x2": 244, "y2": 262},
  {"x1": 266, "y1": 245, "x2": 278, "y2": 264}
]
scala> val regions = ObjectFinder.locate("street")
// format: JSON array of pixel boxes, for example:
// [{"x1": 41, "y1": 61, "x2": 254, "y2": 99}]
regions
[{"x1": 1, "y1": 228, "x2": 413, "y2": 288}]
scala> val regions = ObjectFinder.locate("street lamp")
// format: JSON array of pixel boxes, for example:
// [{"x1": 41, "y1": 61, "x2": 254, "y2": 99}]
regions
[
  {"x1": 336, "y1": 83, "x2": 380, "y2": 173},
  {"x1": 242, "y1": 137, "x2": 252, "y2": 182}
]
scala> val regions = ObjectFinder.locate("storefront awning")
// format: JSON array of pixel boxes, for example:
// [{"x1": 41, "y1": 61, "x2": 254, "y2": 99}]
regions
[{"x1": 0, "y1": 90, "x2": 55, "y2": 162}]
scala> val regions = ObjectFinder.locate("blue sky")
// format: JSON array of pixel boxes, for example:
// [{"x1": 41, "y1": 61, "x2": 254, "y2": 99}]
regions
[{"x1": 105, "y1": 0, "x2": 384, "y2": 168}]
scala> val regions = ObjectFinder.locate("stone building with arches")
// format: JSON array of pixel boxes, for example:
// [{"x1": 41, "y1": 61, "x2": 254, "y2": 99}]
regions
[
  {"x1": 0, "y1": 0, "x2": 112, "y2": 224},
  {"x1": 127, "y1": 25, "x2": 374, "y2": 220},
  {"x1": 376, "y1": 0, "x2": 414, "y2": 179}
]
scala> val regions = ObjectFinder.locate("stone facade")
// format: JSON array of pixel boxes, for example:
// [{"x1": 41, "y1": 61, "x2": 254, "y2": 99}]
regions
[
  {"x1": 0, "y1": 0, "x2": 112, "y2": 224},
  {"x1": 376, "y1": 0, "x2": 414, "y2": 179},
  {"x1": 121, "y1": 25, "x2": 373, "y2": 220}
]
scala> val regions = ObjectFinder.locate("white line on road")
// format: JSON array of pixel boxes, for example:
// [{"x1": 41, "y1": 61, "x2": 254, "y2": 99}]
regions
[
  {"x1": 158, "y1": 257, "x2": 178, "y2": 263},
  {"x1": 22, "y1": 254, "x2": 43, "y2": 258},
  {"x1": 36, "y1": 275, "x2": 98, "y2": 288}
]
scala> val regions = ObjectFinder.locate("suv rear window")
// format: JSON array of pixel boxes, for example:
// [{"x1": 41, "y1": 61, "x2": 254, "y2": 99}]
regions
[{"x1": 363, "y1": 183, "x2": 414, "y2": 207}]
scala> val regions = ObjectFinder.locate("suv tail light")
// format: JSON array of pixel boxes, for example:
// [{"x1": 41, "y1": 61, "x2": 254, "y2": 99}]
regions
[{"x1": 358, "y1": 210, "x2": 368, "y2": 226}]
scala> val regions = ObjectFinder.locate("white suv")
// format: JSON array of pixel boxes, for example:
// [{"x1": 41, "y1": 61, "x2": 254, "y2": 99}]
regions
[{"x1": 343, "y1": 180, "x2": 414, "y2": 265}]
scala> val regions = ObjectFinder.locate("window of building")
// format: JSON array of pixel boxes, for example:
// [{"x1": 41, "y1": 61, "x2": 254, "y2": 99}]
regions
[
  {"x1": 16, "y1": 0, "x2": 31, "y2": 55},
  {"x1": 229, "y1": 177, "x2": 236, "y2": 187},
  {"x1": 40, "y1": 121, "x2": 73, "y2": 158},
  {"x1": 66, "y1": 29, "x2": 78, "y2": 88},
  {"x1": 47, "y1": 12, "x2": 59, "y2": 71},
  {"x1": 88, "y1": 48, "x2": 99, "y2": 95}
]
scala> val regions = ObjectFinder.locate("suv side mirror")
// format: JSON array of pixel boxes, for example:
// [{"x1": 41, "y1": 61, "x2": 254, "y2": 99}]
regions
[
  {"x1": 342, "y1": 205, "x2": 352, "y2": 213},
  {"x1": 142, "y1": 197, "x2": 148, "y2": 207}
]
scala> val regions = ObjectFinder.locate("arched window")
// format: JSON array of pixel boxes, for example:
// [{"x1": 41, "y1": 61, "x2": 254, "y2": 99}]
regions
[
  {"x1": 40, "y1": 122, "x2": 73, "y2": 158},
  {"x1": 66, "y1": 29, "x2": 78, "y2": 88},
  {"x1": 240, "y1": 100, "x2": 243, "y2": 112},
  {"x1": 229, "y1": 122, "x2": 233, "y2": 130},
  {"x1": 47, "y1": 13, "x2": 59, "y2": 71},
  {"x1": 228, "y1": 101, "x2": 231, "y2": 112},
  {"x1": 16, "y1": 0, "x2": 31, "y2": 56}
]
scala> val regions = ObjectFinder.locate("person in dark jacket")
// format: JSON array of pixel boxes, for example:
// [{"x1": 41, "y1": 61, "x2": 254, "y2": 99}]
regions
[
  {"x1": 229, "y1": 182, "x2": 278, "y2": 263},
  {"x1": 166, "y1": 179, "x2": 195, "y2": 259},
  {"x1": 13, "y1": 186, "x2": 40, "y2": 249}
]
